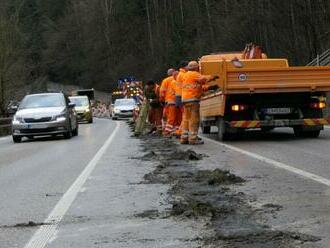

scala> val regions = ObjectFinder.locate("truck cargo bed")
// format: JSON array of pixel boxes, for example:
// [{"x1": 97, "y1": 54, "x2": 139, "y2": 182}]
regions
[{"x1": 226, "y1": 66, "x2": 330, "y2": 94}]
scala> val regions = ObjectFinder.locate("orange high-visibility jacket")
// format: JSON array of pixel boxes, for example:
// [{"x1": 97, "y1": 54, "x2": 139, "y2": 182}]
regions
[
  {"x1": 175, "y1": 69, "x2": 186, "y2": 96},
  {"x1": 166, "y1": 79, "x2": 176, "y2": 104},
  {"x1": 182, "y1": 71, "x2": 212, "y2": 103},
  {"x1": 174, "y1": 69, "x2": 186, "y2": 97},
  {"x1": 160, "y1": 76, "x2": 175, "y2": 104}
]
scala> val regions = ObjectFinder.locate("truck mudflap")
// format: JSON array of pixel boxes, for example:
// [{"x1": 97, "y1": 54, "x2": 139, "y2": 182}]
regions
[{"x1": 230, "y1": 118, "x2": 330, "y2": 128}]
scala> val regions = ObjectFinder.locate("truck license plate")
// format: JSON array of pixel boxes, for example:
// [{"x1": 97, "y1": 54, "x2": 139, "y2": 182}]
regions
[{"x1": 265, "y1": 108, "x2": 291, "y2": 114}]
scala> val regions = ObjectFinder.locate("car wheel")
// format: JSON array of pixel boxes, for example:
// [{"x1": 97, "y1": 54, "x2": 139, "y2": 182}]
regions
[
  {"x1": 64, "y1": 130, "x2": 72, "y2": 139},
  {"x1": 112, "y1": 117, "x2": 117, "y2": 120},
  {"x1": 294, "y1": 127, "x2": 320, "y2": 138},
  {"x1": 72, "y1": 124, "x2": 79, "y2": 136},
  {"x1": 64, "y1": 122, "x2": 72, "y2": 139},
  {"x1": 88, "y1": 118, "x2": 93, "y2": 123},
  {"x1": 13, "y1": 135, "x2": 22, "y2": 143}
]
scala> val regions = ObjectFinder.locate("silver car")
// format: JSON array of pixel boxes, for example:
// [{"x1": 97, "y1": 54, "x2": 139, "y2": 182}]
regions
[
  {"x1": 12, "y1": 93, "x2": 78, "y2": 143},
  {"x1": 112, "y1": 98, "x2": 137, "y2": 120}
]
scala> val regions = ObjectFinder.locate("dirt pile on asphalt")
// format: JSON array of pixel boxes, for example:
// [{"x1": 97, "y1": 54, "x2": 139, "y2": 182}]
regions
[
  {"x1": 0, "y1": 221, "x2": 50, "y2": 228},
  {"x1": 133, "y1": 134, "x2": 321, "y2": 247}
]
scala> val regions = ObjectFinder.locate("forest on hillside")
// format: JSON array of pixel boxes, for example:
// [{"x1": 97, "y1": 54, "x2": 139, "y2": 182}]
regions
[{"x1": 1, "y1": 0, "x2": 330, "y2": 109}]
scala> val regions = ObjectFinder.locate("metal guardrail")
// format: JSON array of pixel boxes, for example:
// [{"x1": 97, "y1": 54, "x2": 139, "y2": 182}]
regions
[
  {"x1": 0, "y1": 118, "x2": 12, "y2": 137},
  {"x1": 0, "y1": 118, "x2": 12, "y2": 128},
  {"x1": 307, "y1": 49, "x2": 330, "y2": 66}
]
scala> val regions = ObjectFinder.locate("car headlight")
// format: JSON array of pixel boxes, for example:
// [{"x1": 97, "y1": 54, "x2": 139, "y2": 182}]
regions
[
  {"x1": 114, "y1": 108, "x2": 120, "y2": 113},
  {"x1": 55, "y1": 113, "x2": 66, "y2": 122},
  {"x1": 85, "y1": 108, "x2": 90, "y2": 113},
  {"x1": 12, "y1": 116, "x2": 24, "y2": 124}
]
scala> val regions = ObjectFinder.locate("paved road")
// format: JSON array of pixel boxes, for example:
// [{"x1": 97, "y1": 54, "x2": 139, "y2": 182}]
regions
[
  {"x1": 0, "y1": 119, "x2": 199, "y2": 248},
  {"x1": 2, "y1": 119, "x2": 330, "y2": 247},
  {"x1": 0, "y1": 119, "x2": 119, "y2": 247},
  {"x1": 198, "y1": 127, "x2": 330, "y2": 247}
]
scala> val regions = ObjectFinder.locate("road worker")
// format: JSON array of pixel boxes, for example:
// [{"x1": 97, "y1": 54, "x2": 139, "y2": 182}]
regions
[
  {"x1": 160, "y1": 69, "x2": 175, "y2": 136},
  {"x1": 144, "y1": 80, "x2": 162, "y2": 134},
  {"x1": 181, "y1": 61, "x2": 218, "y2": 145},
  {"x1": 162, "y1": 70, "x2": 181, "y2": 137},
  {"x1": 173, "y1": 61, "x2": 188, "y2": 137}
]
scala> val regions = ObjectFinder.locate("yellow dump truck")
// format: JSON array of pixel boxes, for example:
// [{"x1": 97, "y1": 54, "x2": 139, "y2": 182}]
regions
[{"x1": 200, "y1": 53, "x2": 330, "y2": 140}]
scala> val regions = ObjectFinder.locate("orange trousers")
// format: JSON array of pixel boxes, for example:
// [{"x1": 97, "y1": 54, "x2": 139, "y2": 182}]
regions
[
  {"x1": 163, "y1": 104, "x2": 181, "y2": 135},
  {"x1": 175, "y1": 106, "x2": 183, "y2": 136},
  {"x1": 181, "y1": 102, "x2": 200, "y2": 142}
]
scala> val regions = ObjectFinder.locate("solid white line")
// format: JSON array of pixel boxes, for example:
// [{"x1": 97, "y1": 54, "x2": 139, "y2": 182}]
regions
[
  {"x1": 203, "y1": 136, "x2": 330, "y2": 187},
  {"x1": 24, "y1": 121, "x2": 121, "y2": 248}
]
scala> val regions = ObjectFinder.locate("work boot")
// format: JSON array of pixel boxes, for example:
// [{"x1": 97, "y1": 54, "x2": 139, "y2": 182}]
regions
[{"x1": 189, "y1": 139, "x2": 204, "y2": 145}]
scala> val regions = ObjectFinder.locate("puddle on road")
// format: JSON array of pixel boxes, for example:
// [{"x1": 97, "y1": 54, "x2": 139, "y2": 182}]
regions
[{"x1": 133, "y1": 132, "x2": 321, "y2": 247}]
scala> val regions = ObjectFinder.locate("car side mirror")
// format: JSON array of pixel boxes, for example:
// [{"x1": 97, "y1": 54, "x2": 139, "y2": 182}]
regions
[
  {"x1": 68, "y1": 103, "x2": 76, "y2": 108},
  {"x1": 11, "y1": 105, "x2": 18, "y2": 111}
]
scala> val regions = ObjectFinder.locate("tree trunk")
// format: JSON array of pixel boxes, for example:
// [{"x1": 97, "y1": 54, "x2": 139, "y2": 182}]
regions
[{"x1": 145, "y1": 0, "x2": 154, "y2": 57}]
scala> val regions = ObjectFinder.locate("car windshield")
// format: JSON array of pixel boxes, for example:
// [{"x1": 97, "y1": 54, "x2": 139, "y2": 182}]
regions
[
  {"x1": 114, "y1": 99, "x2": 136, "y2": 106},
  {"x1": 69, "y1": 97, "x2": 89, "y2": 107},
  {"x1": 20, "y1": 94, "x2": 65, "y2": 109}
]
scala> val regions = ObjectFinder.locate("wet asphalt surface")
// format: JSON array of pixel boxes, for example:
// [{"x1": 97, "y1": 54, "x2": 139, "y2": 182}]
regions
[{"x1": 1, "y1": 119, "x2": 330, "y2": 247}]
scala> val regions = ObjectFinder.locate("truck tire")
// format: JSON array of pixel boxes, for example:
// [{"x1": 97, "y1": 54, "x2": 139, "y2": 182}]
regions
[
  {"x1": 305, "y1": 130, "x2": 321, "y2": 138},
  {"x1": 293, "y1": 127, "x2": 320, "y2": 138},
  {"x1": 261, "y1": 127, "x2": 274, "y2": 132},
  {"x1": 201, "y1": 123, "x2": 211, "y2": 134},
  {"x1": 217, "y1": 118, "x2": 230, "y2": 141}
]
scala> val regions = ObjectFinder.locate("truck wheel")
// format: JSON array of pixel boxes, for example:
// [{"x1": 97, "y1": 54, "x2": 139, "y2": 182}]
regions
[
  {"x1": 201, "y1": 124, "x2": 211, "y2": 134},
  {"x1": 293, "y1": 127, "x2": 304, "y2": 137},
  {"x1": 305, "y1": 130, "x2": 321, "y2": 138},
  {"x1": 72, "y1": 124, "x2": 79, "y2": 136},
  {"x1": 217, "y1": 118, "x2": 229, "y2": 141},
  {"x1": 293, "y1": 127, "x2": 320, "y2": 138},
  {"x1": 261, "y1": 127, "x2": 274, "y2": 132}
]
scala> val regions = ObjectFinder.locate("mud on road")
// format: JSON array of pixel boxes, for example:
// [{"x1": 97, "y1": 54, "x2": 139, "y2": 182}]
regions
[{"x1": 133, "y1": 134, "x2": 321, "y2": 248}]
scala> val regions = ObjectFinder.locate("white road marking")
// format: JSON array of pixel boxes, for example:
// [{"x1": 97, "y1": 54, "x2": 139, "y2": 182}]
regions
[
  {"x1": 203, "y1": 136, "x2": 330, "y2": 187},
  {"x1": 24, "y1": 121, "x2": 121, "y2": 248},
  {"x1": 324, "y1": 126, "x2": 330, "y2": 129}
]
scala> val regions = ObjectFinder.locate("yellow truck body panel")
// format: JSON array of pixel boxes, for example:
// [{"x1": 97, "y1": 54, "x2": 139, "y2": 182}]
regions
[{"x1": 199, "y1": 53, "x2": 330, "y2": 141}]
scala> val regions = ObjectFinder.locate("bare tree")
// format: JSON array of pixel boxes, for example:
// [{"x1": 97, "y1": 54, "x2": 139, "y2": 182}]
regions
[{"x1": 0, "y1": 16, "x2": 21, "y2": 113}]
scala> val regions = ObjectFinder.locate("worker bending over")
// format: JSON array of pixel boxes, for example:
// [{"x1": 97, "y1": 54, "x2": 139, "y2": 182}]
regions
[{"x1": 144, "y1": 80, "x2": 163, "y2": 134}]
